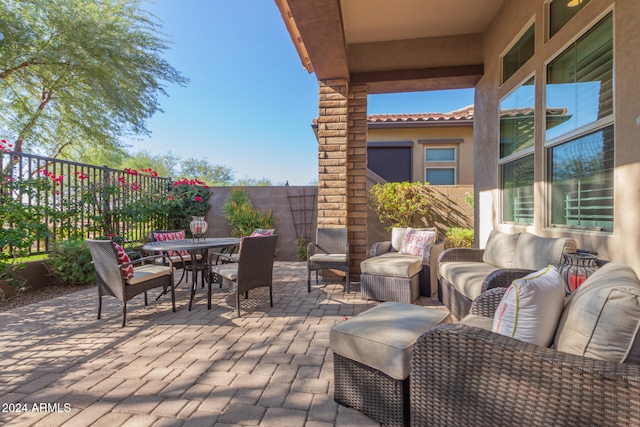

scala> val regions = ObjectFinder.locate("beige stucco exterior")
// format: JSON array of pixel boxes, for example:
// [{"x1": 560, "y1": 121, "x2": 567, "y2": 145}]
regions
[
  {"x1": 277, "y1": 0, "x2": 640, "y2": 276},
  {"x1": 368, "y1": 122, "x2": 474, "y2": 185},
  {"x1": 475, "y1": 0, "x2": 640, "y2": 274}
]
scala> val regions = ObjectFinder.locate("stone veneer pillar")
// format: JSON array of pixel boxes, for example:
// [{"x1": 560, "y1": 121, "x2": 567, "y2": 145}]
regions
[{"x1": 317, "y1": 79, "x2": 368, "y2": 277}]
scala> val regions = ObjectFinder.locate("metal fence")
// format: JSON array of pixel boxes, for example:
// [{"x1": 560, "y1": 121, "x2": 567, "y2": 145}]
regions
[{"x1": 1, "y1": 150, "x2": 172, "y2": 254}]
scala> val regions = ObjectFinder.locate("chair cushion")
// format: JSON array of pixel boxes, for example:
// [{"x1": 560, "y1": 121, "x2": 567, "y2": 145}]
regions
[
  {"x1": 309, "y1": 253, "x2": 347, "y2": 263},
  {"x1": 211, "y1": 263, "x2": 239, "y2": 281},
  {"x1": 554, "y1": 262, "x2": 640, "y2": 363},
  {"x1": 126, "y1": 264, "x2": 172, "y2": 285},
  {"x1": 513, "y1": 233, "x2": 576, "y2": 270},
  {"x1": 482, "y1": 230, "x2": 520, "y2": 268},
  {"x1": 438, "y1": 261, "x2": 501, "y2": 300},
  {"x1": 330, "y1": 302, "x2": 451, "y2": 380},
  {"x1": 492, "y1": 265, "x2": 566, "y2": 347},
  {"x1": 399, "y1": 229, "x2": 436, "y2": 256},
  {"x1": 459, "y1": 314, "x2": 494, "y2": 331},
  {"x1": 152, "y1": 230, "x2": 188, "y2": 257},
  {"x1": 113, "y1": 242, "x2": 134, "y2": 280},
  {"x1": 360, "y1": 252, "x2": 422, "y2": 278}
]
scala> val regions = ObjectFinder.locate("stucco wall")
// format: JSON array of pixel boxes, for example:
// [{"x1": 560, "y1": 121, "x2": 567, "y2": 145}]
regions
[
  {"x1": 203, "y1": 186, "x2": 318, "y2": 261},
  {"x1": 475, "y1": 0, "x2": 640, "y2": 273},
  {"x1": 368, "y1": 124, "x2": 475, "y2": 185}
]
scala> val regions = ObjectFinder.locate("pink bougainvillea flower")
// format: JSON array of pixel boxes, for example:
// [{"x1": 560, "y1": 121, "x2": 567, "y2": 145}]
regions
[
  {"x1": 194, "y1": 196, "x2": 203, "y2": 202},
  {"x1": 167, "y1": 195, "x2": 175, "y2": 201},
  {"x1": 117, "y1": 176, "x2": 126, "y2": 184}
]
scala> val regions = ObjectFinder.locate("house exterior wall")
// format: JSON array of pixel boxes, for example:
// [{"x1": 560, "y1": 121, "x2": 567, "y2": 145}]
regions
[
  {"x1": 368, "y1": 124, "x2": 474, "y2": 184},
  {"x1": 475, "y1": 0, "x2": 640, "y2": 273}
]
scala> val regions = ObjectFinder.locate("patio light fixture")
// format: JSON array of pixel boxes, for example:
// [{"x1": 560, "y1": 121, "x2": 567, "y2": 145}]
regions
[{"x1": 567, "y1": 0, "x2": 584, "y2": 7}]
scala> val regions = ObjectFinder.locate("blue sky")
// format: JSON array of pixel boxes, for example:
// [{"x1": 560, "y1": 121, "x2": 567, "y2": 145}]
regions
[{"x1": 131, "y1": 0, "x2": 474, "y2": 185}]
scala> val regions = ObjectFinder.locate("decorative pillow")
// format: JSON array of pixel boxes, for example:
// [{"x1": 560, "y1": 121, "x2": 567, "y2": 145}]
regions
[
  {"x1": 482, "y1": 230, "x2": 520, "y2": 268},
  {"x1": 113, "y1": 242, "x2": 134, "y2": 280},
  {"x1": 152, "y1": 230, "x2": 187, "y2": 256},
  {"x1": 399, "y1": 229, "x2": 436, "y2": 257},
  {"x1": 391, "y1": 228, "x2": 408, "y2": 252},
  {"x1": 238, "y1": 229, "x2": 274, "y2": 255},
  {"x1": 553, "y1": 262, "x2": 640, "y2": 363},
  {"x1": 492, "y1": 265, "x2": 565, "y2": 347}
]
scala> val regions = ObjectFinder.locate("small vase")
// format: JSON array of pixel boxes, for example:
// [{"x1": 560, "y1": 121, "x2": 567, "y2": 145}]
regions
[
  {"x1": 189, "y1": 216, "x2": 208, "y2": 239},
  {"x1": 557, "y1": 252, "x2": 598, "y2": 293}
]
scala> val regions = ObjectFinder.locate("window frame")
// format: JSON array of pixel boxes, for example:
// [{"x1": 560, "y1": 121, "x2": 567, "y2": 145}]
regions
[
  {"x1": 425, "y1": 166, "x2": 457, "y2": 186},
  {"x1": 543, "y1": 9, "x2": 615, "y2": 233},
  {"x1": 500, "y1": 17, "x2": 536, "y2": 84}
]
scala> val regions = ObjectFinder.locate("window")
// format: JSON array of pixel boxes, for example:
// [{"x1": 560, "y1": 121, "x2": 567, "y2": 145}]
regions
[
  {"x1": 502, "y1": 24, "x2": 535, "y2": 83},
  {"x1": 546, "y1": 13, "x2": 613, "y2": 232},
  {"x1": 549, "y1": 0, "x2": 592, "y2": 39},
  {"x1": 549, "y1": 126, "x2": 613, "y2": 231},
  {"x1": 500, "y1": 77, "x2": 535, "y2": 158},
  {"x1": 426, "y1": 148, "x2": 455, "y2": 162},
  {"x1": 499, "y1": 76, "x2": 535, "y2": 224},
  {"x1": 424, "y1": 147, "x2": 456, "y2": 184},
  {"x1": 546, "y1": 13, "x2": 613, "y2": 142},
  {"x1": 501, "y1": 155, "x2": 534, "y2": 224},
  {"x1": 426, "y1": 168, "x2": 455, "y2": 185}
]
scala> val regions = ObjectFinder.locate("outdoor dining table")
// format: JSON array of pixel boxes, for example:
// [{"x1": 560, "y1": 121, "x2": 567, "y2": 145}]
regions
[{"x1": 142, "y1": 237, "x2": 240, "y2": 310}]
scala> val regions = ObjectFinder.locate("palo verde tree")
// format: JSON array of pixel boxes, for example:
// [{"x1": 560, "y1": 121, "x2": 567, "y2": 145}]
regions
[{"x1": 0, "y1": 0, "x2": 188, "y2": 157}]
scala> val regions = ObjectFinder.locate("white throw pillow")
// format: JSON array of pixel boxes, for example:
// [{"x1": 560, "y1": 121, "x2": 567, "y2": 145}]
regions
[
  {"x1": 391, "y1": 227, "x2": 408, "y2": 252},
  {"x1": 492, "y1": 265, "x2": 565, "y2": 347},
  {"x1": 399, "y1": 229, "x2": 436, "y2": 256}
]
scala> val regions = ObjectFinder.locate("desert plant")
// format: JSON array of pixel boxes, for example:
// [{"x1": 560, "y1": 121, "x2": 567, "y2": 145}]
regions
[
  {"x1": 45, "y1": 240, "x2": 96, "y2": 286},
  {"x1": 369, "y1": 182, "x2": 435, "y2": 230},
  {"x1": 222, "y1": 188, "x2": 275, "y2": 237},
  {"x1": 295, "y1": 236, "x2": 308, "y2": 260},
  {"x1": 444, "y1": 227, "x2": 475, "y2": 249}
]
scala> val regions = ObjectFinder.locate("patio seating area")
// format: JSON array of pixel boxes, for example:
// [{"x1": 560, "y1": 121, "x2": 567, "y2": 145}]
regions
[{"x1": 0, "y1": 261, "x2": 443, "y2": 426}]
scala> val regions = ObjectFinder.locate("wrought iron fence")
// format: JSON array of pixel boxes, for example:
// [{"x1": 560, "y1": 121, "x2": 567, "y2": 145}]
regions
[{"x1": 1, "y1": 150, "x2": 172, "y2": 254}]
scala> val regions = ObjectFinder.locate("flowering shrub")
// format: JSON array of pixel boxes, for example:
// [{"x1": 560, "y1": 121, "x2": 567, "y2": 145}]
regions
[
  {"x1": 164, "y1": 178, "x2": 211, "y2": 233},
  {"x1": 0, "y1": 168, "x2": 55, "y2": 295}
]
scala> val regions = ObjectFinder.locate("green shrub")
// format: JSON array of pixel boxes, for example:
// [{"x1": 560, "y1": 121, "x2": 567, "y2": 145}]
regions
[
  {"x1": 45, "y1": 240, "x2": 96, "y2": 286},
  {"x1": 445, "y1": 227, "x2": 475, "y2": 249},
  {"x1": 222, "y1": 188, "x2": 275, "y2": 237},
  {"x1": 369, "y1": 182, "x2": 434, "y2": 230}
]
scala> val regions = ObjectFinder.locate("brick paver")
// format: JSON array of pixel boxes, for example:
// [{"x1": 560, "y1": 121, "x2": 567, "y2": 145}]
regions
[{"x1": 0, "y1": 261, "x2": 444, "y2": 426}]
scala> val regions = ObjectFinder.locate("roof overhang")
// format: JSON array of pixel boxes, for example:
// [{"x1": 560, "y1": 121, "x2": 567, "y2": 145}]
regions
[{"x1": 275, "y1": 0, "x2": 504, "y2": 94}]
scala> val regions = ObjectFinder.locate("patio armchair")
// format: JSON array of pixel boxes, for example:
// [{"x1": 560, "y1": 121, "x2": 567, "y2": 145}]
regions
[
  {"x1": 86, "y1": 239, "x2": 176, "y2": 327},
  {"x1": 210, "y1": 234, "x2": 278, "y2": 316},
  {"x1": 307, "y1": 227, "x2": 350, "y2": 293},
  {"x1": 209, "y1": 228, "x2": 275, "y2": 265},
  {"x1": 411, "y1": 262, "x2": 640, "y2": 426}
]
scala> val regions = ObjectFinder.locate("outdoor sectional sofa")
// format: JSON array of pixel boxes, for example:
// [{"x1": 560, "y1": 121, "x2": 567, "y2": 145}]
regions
[
  {"x1": 438, "y1": 230, "x2": 576, "y2": 319},
  {"x1": 411, "y1": 261, "x2": 640, "y2": 426}
]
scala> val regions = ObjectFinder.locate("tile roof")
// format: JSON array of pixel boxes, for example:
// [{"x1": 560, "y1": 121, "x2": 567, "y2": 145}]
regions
[{"x1": 368, "y1": 105, "x2": 475, "y2": 124}]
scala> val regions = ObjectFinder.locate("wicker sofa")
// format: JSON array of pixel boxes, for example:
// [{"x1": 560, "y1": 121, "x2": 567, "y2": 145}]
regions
[
  {"x1": 360, "y1": 227, "x2": 444, "y2": 303},
  {"x1": 438, "y1": 230, "x2": 576, "y2": 319},
  {"x1": 411, "y1": 261, "x2": 640, "y2": 426}
]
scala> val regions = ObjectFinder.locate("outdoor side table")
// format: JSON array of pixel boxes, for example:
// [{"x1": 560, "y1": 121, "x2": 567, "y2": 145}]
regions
[
  {"x1": 142, "y1": 237, "x2": 240, "y2": 310},
  {"x1": 330, "y1": 302, "x2": 452, "y2": 426}
]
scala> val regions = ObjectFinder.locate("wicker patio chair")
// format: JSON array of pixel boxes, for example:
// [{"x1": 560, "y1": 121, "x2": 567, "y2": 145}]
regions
[
  {"x1": 209, "y1": 228, "x2": 274, "y2": 265},
  {"x1": 307, "y1": 227, "x2": 350, "y2": 293},
  {"x1": 210, "y1": 234, "x2": 278, "y2": 316},
  {"x1": 86, "y1": 239, "x2": 176, "y2": 327},
  {"x1": 410, "y1": 287, "x2": 640, "y2": 426}
]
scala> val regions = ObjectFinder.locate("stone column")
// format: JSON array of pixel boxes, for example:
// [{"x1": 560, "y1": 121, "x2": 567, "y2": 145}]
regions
[
  {"x1": 347, "y1": 84, "x2": 368, "y2": 275},
  {"x1": 316, "y1": 79, "x2": 368, "y2": 278}
]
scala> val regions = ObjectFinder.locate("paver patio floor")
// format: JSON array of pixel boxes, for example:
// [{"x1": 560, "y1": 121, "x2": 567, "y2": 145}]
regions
[{"x1": 0, "y1": 261, "x2": 444, "y2": 427}]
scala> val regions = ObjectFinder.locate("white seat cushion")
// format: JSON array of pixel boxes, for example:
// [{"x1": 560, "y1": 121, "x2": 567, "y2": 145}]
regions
[
  {"x1": 211, "y1": 263, "x2": 239, "y2": 281},
  {"x1": 361, "y1": 252, "x2": 422, "y2": 278},
  {"x1": 126, "y1": 264, "x2": 172, "y2": 285},
  {"x1": 309, "y1": 253, "x2": 347, "y2": 263},
  {"x1": 438, "y1": 261, "x2": 501, "y2": 300},
  {"x1": 330, "y1": 302, "x2": 451, "y2": 380}
]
